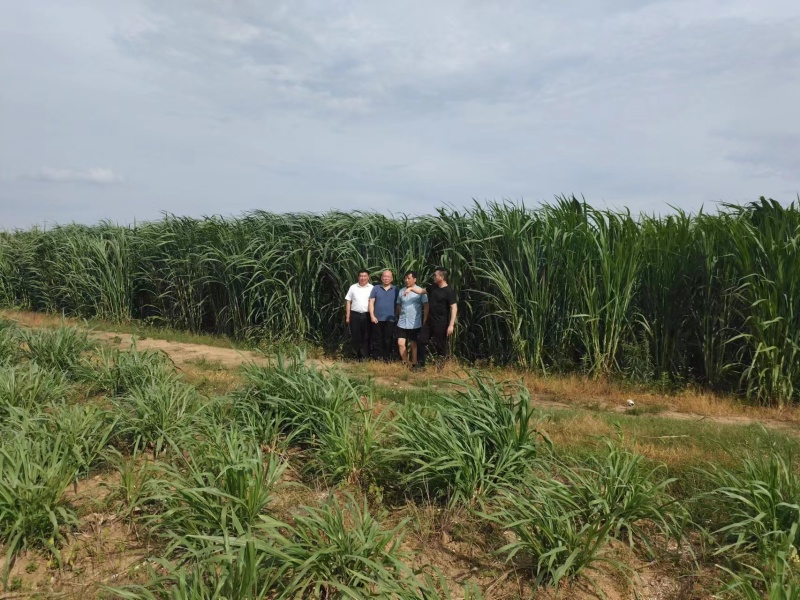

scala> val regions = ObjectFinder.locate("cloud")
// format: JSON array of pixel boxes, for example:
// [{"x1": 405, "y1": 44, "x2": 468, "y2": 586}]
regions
[
  {"x1": 25, "y1": 167, "x2": 125, "y2": 185},
  {"x1": 1, "y1": 1, "x2": 799, "y2": 229}
]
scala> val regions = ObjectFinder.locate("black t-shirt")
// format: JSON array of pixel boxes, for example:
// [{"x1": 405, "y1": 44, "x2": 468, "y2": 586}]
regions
[{"x1": 427, "y1": 285, "x2": 457, "y2": 326}]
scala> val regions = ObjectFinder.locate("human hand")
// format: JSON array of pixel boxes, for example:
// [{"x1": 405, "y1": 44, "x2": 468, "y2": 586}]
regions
[
  {"x1": 346, "y1": 315, "x2": 350, "y2": 324},
  {"x1": 446, "y1": 325, "x2": 454, "y2": 336},
  {"x1": 371, "y1": 316, "x2": 379, "y2": 324}
]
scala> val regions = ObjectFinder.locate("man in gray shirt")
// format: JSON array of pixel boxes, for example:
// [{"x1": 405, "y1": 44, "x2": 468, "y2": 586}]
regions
[{"x1": 369, "y1": 269, "x2": 399, "y2": 362}]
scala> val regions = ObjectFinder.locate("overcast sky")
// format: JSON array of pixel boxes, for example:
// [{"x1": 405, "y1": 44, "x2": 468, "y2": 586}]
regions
[{"x1": 1, "y1": 1, "x2": 799, "y2": 229}]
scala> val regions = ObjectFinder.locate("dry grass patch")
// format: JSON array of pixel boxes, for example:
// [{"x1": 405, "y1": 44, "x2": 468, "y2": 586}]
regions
[
  {"x1": 541, "y1": 412, "x2": 616, "y2": 448},
  {"x1": 0, "y1": 308, "x2": 70, "y2": 330},
  {"x1": 180, "y1": 368, "x2": 240, "y2": 396}
]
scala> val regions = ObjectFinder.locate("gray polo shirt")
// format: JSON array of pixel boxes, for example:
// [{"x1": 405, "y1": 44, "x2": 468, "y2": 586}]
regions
[{"x1": 370, "y1": 285, "x2": 398, "y2": 322}]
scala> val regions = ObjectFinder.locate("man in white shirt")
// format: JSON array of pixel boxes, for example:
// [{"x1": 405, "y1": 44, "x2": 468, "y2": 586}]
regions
[{"x1": 344, "y1": 269, "x2": 374, "y2": 360}]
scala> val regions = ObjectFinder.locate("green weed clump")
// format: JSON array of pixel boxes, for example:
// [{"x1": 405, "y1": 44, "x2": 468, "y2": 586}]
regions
[
  {"x1": 47, "y1": 402, "x2": 116, "y2": 477},
  {"x1": 484, "y1": 477, "x2": 620, "y2": 592},
  {"x1": 309, "y1": 396, "x2": 390, "y2": 487},
  {"x1": 107, "y1": 541, "x2": 285, "y2": 600},
  {"x1": 702, "y1": 452, "x2": 800, "y2": 558},
  {"x1": 720, "y1": 535, "x2": 800, "y2": 599},
  {"x1": 226, "y1": 395, "x2": 285, "y2": 450},
  {"x1": 239, "y1": 353, "x2": 388, "y2": 486},
  {"x1": 79, "y1": 344, "x2": 177, "y2": 396},
  {"x1": 0, "y1": 435, "x2": 78, "y2": 587},
  {"x1": 479, "y1": 437, "x2": 686, "y2": 592},
  {"x1": 698, "y1": 451, "x2": 800, "y2": 596},
  {"x1": 113, "y1": 380, "x2": 201, "y2": 457},
  {"x1": 238, "y1": 353, "x2": 365, "y2": 445},
  {"x1": 140, "y1": 427, "x2": 285, "y2": 550},
  {"x1": 110, "y1": 495, "x2": 433, "y2": 599},
  {"x1": 19, "y1": 325, "x2": 94, "y2": 376},
  {"x1": 0, "y1": 320, "x2": 20, "y2": 366},
  {"x1": 267, "y1": 494, "x2": 429, "y2": 598},
  {"x1": 0, "y1": 363, "x2": 67, "y2": 418},
  {"x1": 391, "y1": 374, "x2": 548, "y2": 507},
  {"x1": 104, "y1": 450, "x2": 158, "y2": 522},
  {"x1": 559, "y1": 437, "x2": 687, "y2": 554}
]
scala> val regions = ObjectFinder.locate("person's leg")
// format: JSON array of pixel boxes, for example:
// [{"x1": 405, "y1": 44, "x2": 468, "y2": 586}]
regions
[
  {"x1": 417, "y1": 322, "x2": 430, "y2": 367},
  {"x1": 359, "y1": 316, "x2": 371, "y2": 359},
  {"x1": 397, "y1": 333, "x2": 409, "y2": 365},
  {"x1": 350, "y1": 313, "x2": 368, "y2": 360},
  {"x1": 410, "y1": 340, "x2": 418, "y2": 366},
  {"x1": 430, "y1": 325, "x2": 448, "y2": 370},
  {"x1": 429, "y1": 325, "x2": 446, "y2": 356},
  {"x1": 349, "y1": 318, "x2": 360, "y2": 359},
  {"x1": 370, "y1": 321, "x2": 382, "y2": 360},
  {"x1": 384, "y1": 321, "x2": 396, "y2": 361}
]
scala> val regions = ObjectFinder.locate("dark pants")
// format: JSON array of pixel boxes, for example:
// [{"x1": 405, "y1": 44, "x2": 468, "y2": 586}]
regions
[
  {"x1": 419, "y1": 322, "x2": 449, "y2": 367},
  {"x1": 349, "y1": 312, "x2": 370, "y2": 359},
  {"x1": 371, "y1": 320, "x2": 396, "y2": 361}
]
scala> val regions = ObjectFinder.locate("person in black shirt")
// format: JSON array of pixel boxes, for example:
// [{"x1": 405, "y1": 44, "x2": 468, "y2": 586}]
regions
[{"x1": 416, "y1": 267, "x2": 457, "y2": 369}]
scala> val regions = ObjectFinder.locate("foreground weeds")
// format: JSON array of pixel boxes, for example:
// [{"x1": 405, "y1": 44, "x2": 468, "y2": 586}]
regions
[
  {"x1": 2, "y1": 330, "x2": 800, "y2": 597},
  {"x1": 238, "y1": 352, "x2": 389, "y2": 488},
  {"x1": 390, "y1": 374, "x2": 549, "y2": 507},
  {"x1": 700, "y1": 451, "x2": 800, "y2": 596},
  {"x1": 19, "y1": 325, "x2": 94, "y2": 377},
  {"x1": 0, "y1": 435, "x2": 79, "y2": 586}
]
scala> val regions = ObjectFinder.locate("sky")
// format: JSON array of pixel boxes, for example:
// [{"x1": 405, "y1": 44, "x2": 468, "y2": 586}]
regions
[{"x1": 1, "y1": 0, "x2": 799, "y2": 229}]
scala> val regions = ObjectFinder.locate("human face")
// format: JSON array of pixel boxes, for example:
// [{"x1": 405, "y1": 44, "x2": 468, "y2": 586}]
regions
[
  {"x1": 381, "y1": 270, "x2": 393, "y2": 286},
  {"x1": 404, "y1": 273, "x2": 416, "y2": 287},
  {"x1": 433, "y1": 271, "x2": 444, "y2": 285},
  {"x1": 358, "y1": 272, "x2": 370, "y2": 286}
]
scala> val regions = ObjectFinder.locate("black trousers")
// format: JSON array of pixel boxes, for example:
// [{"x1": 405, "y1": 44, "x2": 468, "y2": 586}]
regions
[
  {"x1": 349, "y1": 312, "x2": 370, "y2": 359},
  {"x1": 419, "y1": 322, "x2": 449, "y2": 367},
  {"x1": 371, "y1": 320, "x2": 396, "y2": 361}
]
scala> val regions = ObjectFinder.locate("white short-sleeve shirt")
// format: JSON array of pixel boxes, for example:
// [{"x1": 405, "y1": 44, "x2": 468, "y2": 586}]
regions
[{"x1": 345, "y1": 283, "x2": 374, "y2": 313}]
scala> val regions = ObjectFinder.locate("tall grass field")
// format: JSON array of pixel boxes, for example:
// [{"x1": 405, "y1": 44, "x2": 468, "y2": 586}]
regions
[{"x1": 1, "y1": 196, "x2": 798, "y2": 406}]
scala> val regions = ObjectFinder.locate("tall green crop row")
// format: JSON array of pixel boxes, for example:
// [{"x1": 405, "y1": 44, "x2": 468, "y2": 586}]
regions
[
  {"x1": 1, "y1": 197, "x2": 798, "y2": 404},
  {"x1": 729, "y1": 200, "x2": 800, "y2": 405}
]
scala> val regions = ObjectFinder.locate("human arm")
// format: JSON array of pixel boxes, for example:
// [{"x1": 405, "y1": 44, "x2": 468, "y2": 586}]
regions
[
  {"x1": 369, "y1": 297, "x2": 378, "y2": 324},
  {"x1": 423, "y1": 303, "x2": 429, "y2": 325},
  {"x1": 345, "y1": 300, "x2": 351, "y2": 324},
  {"x1": 447, "y1": 303, "x2": 458, "y2": 336},
  {"x1": 410, "y1": 285, "x2": 427, "y2": 295}
]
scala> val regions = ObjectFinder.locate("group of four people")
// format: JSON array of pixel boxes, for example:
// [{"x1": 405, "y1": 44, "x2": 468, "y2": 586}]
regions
[{"x1": 344, "y1": 268, "x2": 457, "y2": 369}]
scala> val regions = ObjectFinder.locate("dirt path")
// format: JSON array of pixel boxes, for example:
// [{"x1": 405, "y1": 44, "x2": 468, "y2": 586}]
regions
[
  {"x1": 517, "y1": 392, "x2": 799, "y2": 434},
  {"x1": 4, "y1": 309, "x2": 798, "y2": 435},
  {"x1": 623, "y1": 406, "x2": 798, "y2": 431},
  {"x1": 95, "y1": 330, "x2": 268, "y2": 369},
  {"x1": 98, "y1": 330, "x2": 800, "y2": 435}
]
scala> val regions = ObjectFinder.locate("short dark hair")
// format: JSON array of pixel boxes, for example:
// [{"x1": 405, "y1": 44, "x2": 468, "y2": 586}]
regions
[
  {"x1": 404, "y1": 270, "x2": 417, "y2": 279},
  {"x1": 435, "y1": 267, "x2": 449, "y2": 282},
  {"x1": 358, "y1": 269, "x2": 370, "y2": 276}
]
